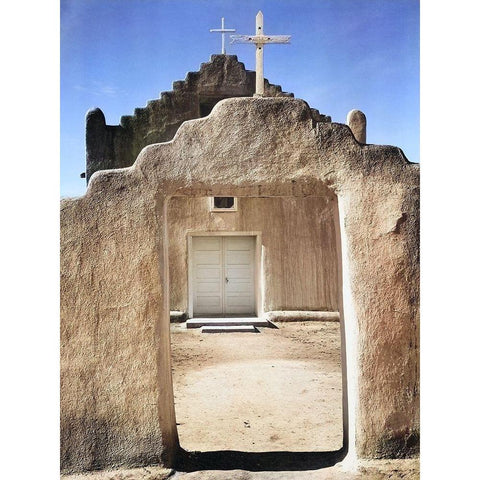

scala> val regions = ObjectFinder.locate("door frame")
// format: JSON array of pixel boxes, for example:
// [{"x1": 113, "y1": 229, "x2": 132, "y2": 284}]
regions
[{"x1": 187, "y1": 231, "x2": 262, "y2": 318}]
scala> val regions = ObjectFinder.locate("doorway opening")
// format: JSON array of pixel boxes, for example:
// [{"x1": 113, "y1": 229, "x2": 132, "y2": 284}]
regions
[{"x1": 167, "y1": 194, "x2": 348, "y2": 469}]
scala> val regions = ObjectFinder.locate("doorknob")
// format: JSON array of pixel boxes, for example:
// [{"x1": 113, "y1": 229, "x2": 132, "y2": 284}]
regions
[{"x1": 225, "y1": 277, "x2": 229, "y2": 283}]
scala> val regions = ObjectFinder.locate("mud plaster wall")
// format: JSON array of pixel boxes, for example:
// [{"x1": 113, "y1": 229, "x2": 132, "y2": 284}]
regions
[
  {"x1": 61, "y1": 191, "x2": 177, "y2": 473},
  {"x1": 85, "y1": 55, "x2": 298, "y2": 182},
  {"x1": 168, "y1": 196, "x2": 339, "y2": 313},
  {"x1": 61, "y1": 97, "x2": 419, "y2": 473}
]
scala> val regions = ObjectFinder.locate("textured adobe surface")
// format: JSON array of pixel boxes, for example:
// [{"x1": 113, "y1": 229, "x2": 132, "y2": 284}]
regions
[
  {"x1": 61, "y1": 97, "x2": 419, "y2": 473},
  {"x1": 85, "y1": 55, "x2": 297, "y2": 182},
  {"x1": 347, "y1": 110, "x2": 367, "y2": 144}
]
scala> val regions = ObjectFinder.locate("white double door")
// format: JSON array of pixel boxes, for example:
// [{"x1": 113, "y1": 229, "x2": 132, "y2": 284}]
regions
[{"x1": 192, "y1": 236, "x2": 255, "y2": 316}]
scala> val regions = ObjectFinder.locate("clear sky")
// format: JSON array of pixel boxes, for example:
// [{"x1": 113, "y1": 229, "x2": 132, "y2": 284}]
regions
[{"x1": 61, "y1": 0, "x2": 419, "y2": 197}]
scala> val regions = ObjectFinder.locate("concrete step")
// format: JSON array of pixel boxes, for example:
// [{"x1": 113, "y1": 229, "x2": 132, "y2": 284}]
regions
[
  {"x1": 201, "y1": 325, "x2": 259, "y2": 333},
  {"x1": 186, "y1": 317, "x2": 272, "y2": 329}
]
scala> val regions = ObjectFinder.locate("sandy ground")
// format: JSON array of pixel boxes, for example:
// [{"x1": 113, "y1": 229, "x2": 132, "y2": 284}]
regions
[
  {"x1": 170, "y1": 321, "x2": 343, "y2": 453},
  {"x1": 62, "y1": 459, "x2": 419, "y2": 480},
  {"x1": 170, "y1": 458, "x2": 420, "y2": 479}
]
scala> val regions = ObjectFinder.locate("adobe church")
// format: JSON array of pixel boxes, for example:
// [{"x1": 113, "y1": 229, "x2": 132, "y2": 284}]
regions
[{"x1": 60, "y1": 21, "x2": 419, "y2": 475}]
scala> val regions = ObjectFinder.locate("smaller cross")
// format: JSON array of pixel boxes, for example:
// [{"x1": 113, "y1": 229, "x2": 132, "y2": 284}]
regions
[
  {"x1": 230, "y1": 11, "x2": 290, "y2": 96},
  {"x1": 210, "y1": 18, "x2": 236, "y2": 55}
]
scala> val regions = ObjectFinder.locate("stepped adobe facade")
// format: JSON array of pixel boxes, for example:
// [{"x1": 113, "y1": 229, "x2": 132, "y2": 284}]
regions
[
  {"x1": 61, "y1": 55, "x2": 419, "y2": 473},
  {"x1": 84, "y1": 55, "x2": 320, "y2": 182}
]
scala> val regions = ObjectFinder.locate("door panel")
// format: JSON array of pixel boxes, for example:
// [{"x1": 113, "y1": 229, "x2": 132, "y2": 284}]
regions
[
  {"x1": 225, "y1": 251, "x2": 252, "y2": 265},
  {"x1": 193, "y1": 237, "x2": 223, "y2": 315},
  {"x1": 194, "y1": 237, "x2": 222, "y2": 250},
  {"x1": 195, "y1": 251, "x2": 222, "y2": 265},
  {"x1": 196, "y1": 296, "x2": 222, "y2": 308},
  {"x1": 192, "y1": 236, "x2": 255, "y2": 316},
  {"x1": 224, "y1": 237, "x2": 255, "y2": 315}
]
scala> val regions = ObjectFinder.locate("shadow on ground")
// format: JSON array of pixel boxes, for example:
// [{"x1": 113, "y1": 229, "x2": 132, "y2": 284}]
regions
[{"x1": 174, "y1": 448, "x2": 347, "y2": 472}]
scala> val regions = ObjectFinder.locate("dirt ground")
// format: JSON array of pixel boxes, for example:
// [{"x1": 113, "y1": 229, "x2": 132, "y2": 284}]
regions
[
  {"x1": 62, "y1": 459, "x2": 420, "y2": 480},
  {"x1": 62, "y1": 458, "x2": 420, "y2": 480},
  {"x1": 170, "y1": 321, "x2": 343, "y2": 453}
]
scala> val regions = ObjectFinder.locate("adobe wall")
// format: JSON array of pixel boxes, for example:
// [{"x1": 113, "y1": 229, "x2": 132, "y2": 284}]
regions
[
  {"x1": 168, "y1": 196, "x2": 339, "y2": 313},
  {"x1": 60, "y1": 190, "x2": 177, "y2": 472},
  {"x1": 61, "y1": 97, "x2": 419, "y2": 473},
  {"x1": 85, "y1": 55, "x2": 302, "y2": 182}
]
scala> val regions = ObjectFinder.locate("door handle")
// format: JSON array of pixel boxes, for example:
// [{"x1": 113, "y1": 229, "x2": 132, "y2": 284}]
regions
[{"x1": 225, "y1": 277, "x2": 229, "y2": 283}]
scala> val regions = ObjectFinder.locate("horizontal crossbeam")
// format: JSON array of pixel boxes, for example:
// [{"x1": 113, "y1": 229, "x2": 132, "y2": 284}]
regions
[
  {"x1": 230, "y1": 34, "x2": 291, "y2": 45},
  {"x1": 210, "y1": 17, "x2": 236, "y2": 54}
]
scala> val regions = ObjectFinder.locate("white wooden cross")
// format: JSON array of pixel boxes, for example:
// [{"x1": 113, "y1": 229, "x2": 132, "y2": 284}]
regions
[
  {"x1": 230, "y1": 11, "x2": 290, "y2": 96},
  {"x1": 210, "y1": 17, "x2": 236, "y2": 55}
]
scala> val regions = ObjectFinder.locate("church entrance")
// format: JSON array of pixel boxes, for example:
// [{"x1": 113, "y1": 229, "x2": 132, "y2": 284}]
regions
[{"x1": 190, "y1": 235, "x2": 256, "y2": 317}]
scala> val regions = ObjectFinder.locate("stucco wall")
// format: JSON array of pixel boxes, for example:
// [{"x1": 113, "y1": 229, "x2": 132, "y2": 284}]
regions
[
  {"x1": 168, "y1": 196, "x2": 339, "y2": 314},
  {"x1": 61, "y1": 97, "x2": 419, "y2": 473},
  {"x1": 85, "y1": 55, "x2": 297, "y2": 182},
  {"x1": 61, "y1": 191, "x2": 178, "y2": 473}
]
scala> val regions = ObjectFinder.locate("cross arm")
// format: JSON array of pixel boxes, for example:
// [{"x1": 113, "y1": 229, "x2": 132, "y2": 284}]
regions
[{"x1": 230, "y1": 34, "x2": 291, "y2": 45}]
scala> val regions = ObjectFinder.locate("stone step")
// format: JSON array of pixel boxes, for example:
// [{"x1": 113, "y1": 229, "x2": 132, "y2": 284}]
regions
[
  {"x1": 201, "y1": 325, "x2": 259, "y2": 333},
  {"x1": 186, "y1": 317, "x2": 271, "y2": 329}
]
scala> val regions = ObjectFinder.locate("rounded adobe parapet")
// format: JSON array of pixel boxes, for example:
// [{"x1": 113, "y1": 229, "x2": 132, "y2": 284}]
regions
[
  {"x1": 85, "y1": 107, "x2": 106, "y2": 126},
  {"x1": 347, "y1": 109, "x2": 367, "y2": 144}
]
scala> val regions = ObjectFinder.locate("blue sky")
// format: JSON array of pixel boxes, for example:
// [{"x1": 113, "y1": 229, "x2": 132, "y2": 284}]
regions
[{"x1": 61, "y1": 0, "x2": 419, "y2": 197}]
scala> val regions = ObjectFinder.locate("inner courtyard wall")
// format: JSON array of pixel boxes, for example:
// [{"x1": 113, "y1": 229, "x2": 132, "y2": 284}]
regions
[{"x1": 168, "y1": 196, "x2": 339, "y2": 314}]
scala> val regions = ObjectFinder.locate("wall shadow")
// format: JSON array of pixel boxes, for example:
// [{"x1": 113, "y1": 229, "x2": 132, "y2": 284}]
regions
[{"x1": 174, "y1": 447, "x2": 347, "y2": 472}]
